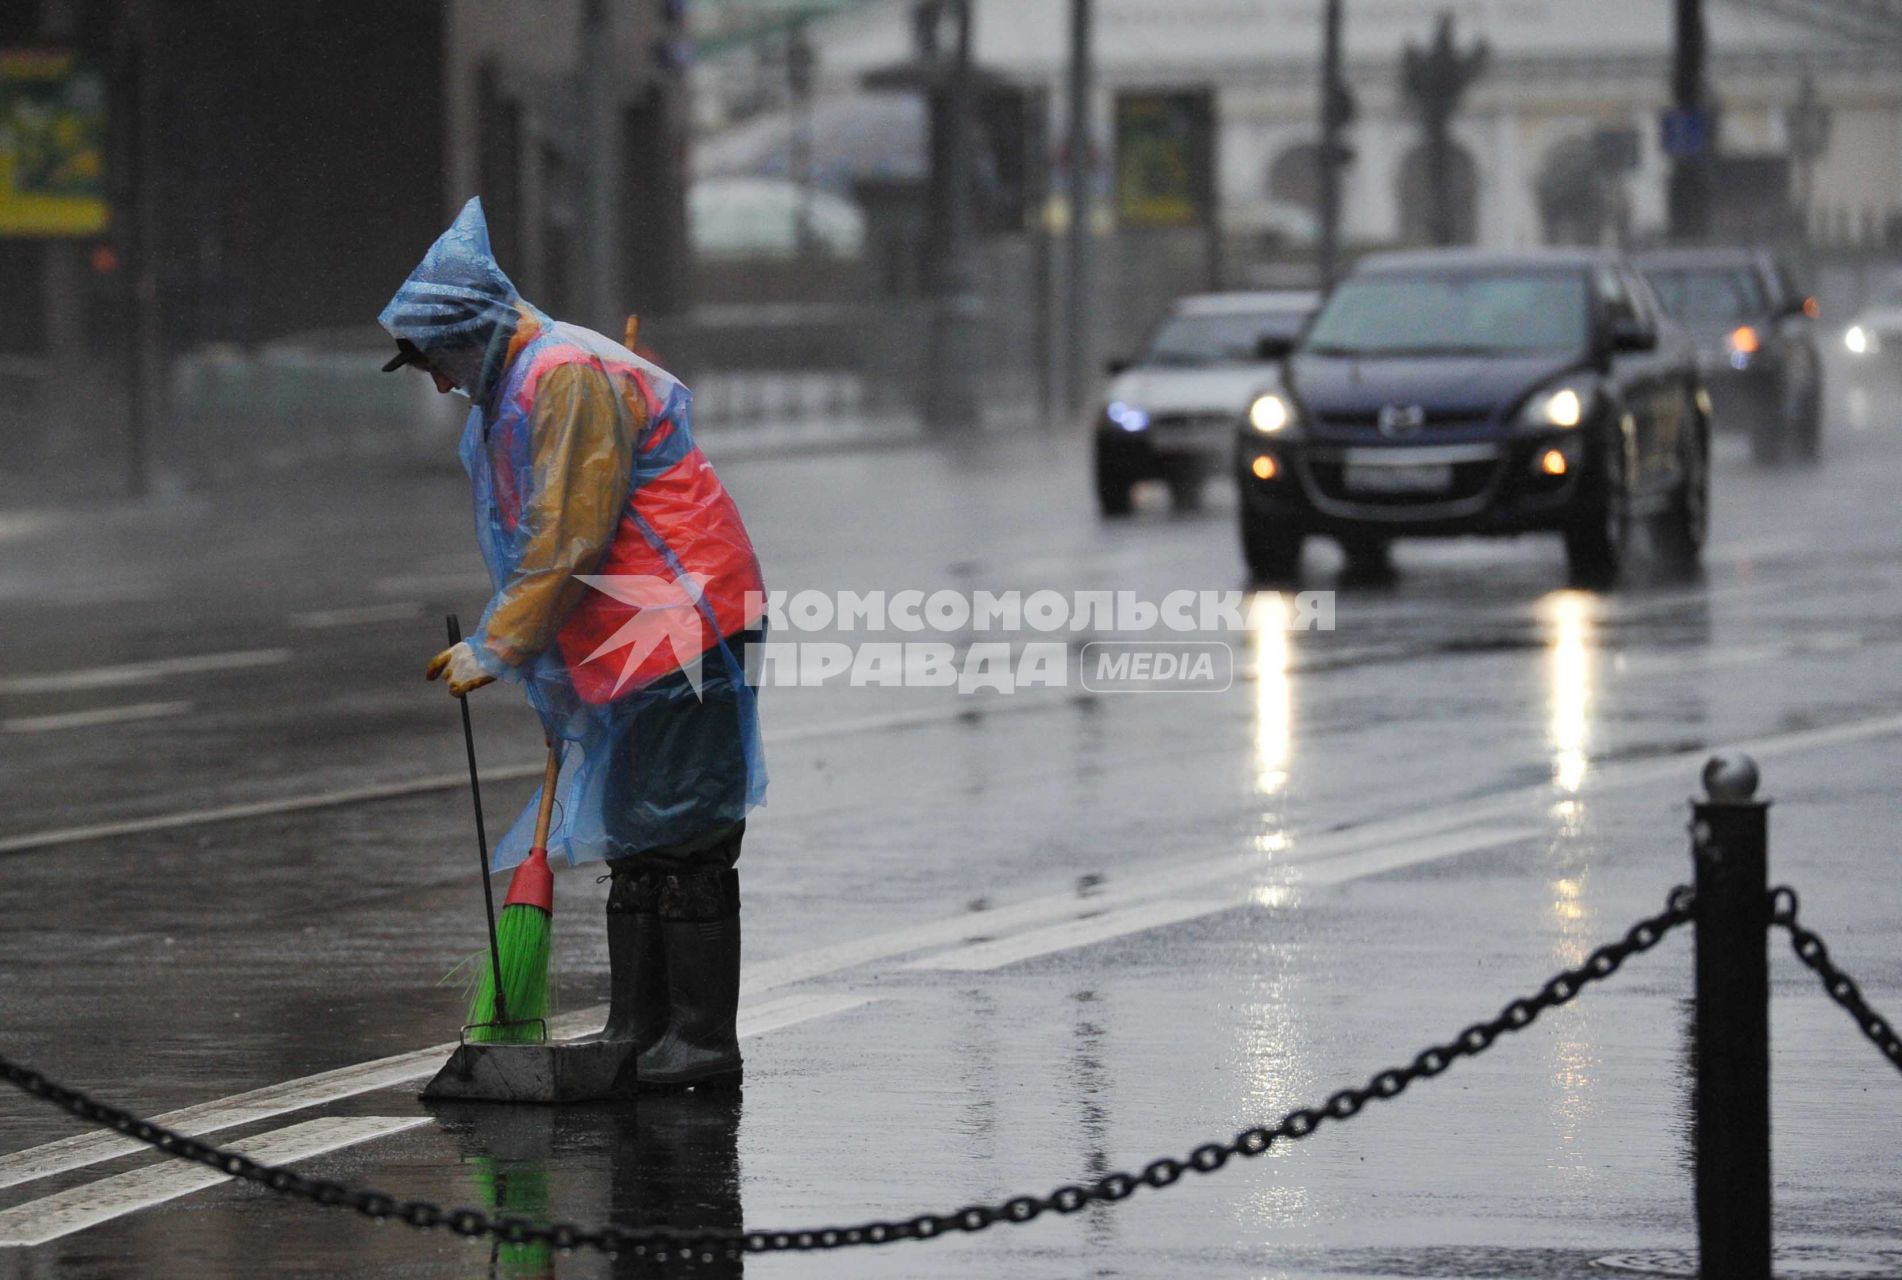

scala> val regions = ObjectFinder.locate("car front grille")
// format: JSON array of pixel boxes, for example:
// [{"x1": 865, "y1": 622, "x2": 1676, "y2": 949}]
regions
[
  {"x1": 1313, "y1": 412, "x2": 1496, "y2": 441},
  {"x1": 1149, "y1": 411, "x2": 1238, "y2": 432},
  {"x1": 1304, "y1": 457, "x2": 1498, "y2": 507}
]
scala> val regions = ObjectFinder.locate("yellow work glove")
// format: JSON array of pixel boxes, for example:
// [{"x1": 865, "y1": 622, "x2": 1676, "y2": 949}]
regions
[{"x1": 426, "y1": 641, "x2": 498, "y2": 698}]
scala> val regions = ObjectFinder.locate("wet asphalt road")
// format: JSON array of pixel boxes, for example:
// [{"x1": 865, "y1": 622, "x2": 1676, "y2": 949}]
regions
[{"x1": 0, "y1": 402, "x2": 1899, "y2": 1279}]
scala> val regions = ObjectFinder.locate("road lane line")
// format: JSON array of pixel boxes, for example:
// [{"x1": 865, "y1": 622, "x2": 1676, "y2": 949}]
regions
[
  {"x1": 1282, "y1": 825, "x2": 1542, "y2": 887},
  {"x1": 0, "y1": 1049, "x2": 454, "y2": 1194},
  {"x1": 0, "y1": 649, "x2": 291, "y2": 696},
  {"x1": 0, "y1": 992, "x2": 872, "y2": 1195},
  {"x1": 0, "y1": 1116, "x2": 429, "y2": 1249},
  {"x1": 0, "y1": 994, "x2": 884, "y2": 1245},
  {"x1": 904, "y1": 898, "x2": 1236, "y2": 972},
  {"x1": 292, "y1": 602, "x2": 427, "y2": 629},
  {"x1": 1, "y1": 701, "x2": 192, "y2": 735},
  {"x1": 372, "y1": 570, "x2": 492, "y2": 597},
  {"x1": 0, "y1": 774, "x2": 542, "y2": 858},
  {"x1": 901, "y1": 826, "x2": 1538, "y2": 973},
  {"x1": 0, "y1": 514, "x2": 51, "y2": 544},
  {"x1": 735, "y1": 991, "x2": 879, "y2": 1036},
  {"x1": 0, "y1": 692, "x2": 1086, "y2": 858}
]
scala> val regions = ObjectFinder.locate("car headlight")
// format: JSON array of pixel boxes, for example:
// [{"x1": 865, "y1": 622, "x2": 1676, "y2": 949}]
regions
[
  {"x1": 1518, "y1": 377, "x2": 1596, "y2": 430},
  {"x1": 1104, "y1": 400, "x2": 1149, "y2": 432},
  {"x1": 1247, "y1": 392, "x2": 1294, "y2": 434},
  {"x1": 1846, "y1": 325, "x2": 1874, "y2": 355}
]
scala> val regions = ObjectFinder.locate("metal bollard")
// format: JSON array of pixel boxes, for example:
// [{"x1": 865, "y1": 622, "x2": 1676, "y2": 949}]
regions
[{"x1": 1690, "y1": 752, "x2": 1772, "y2": 1280}]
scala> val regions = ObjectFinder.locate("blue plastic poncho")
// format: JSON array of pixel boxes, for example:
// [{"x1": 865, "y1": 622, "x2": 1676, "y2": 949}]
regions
[{"x1": 382, "y1": 198, "x2": 767, "y2": 869}]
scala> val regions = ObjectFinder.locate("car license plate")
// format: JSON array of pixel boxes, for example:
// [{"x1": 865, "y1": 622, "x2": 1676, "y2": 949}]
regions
[
  {"x1": 1343, "y1": 463, "x2": 1453, "y2": 495},
  {"x1": 1149, "y1": 426, "x2": 1228, "y2": 454}
]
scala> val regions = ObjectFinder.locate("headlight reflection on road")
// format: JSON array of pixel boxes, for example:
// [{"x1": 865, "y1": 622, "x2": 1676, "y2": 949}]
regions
[
  {"x1": 1251, "y1": 593, "x2": 1293, "y2": 855},
  {"x1": 1545, "y1": 878, "x2": 1600, "y2": 1167},
  {"x1": 1540, "y1": 595, "x2": 1603, "y2": 1167},
  {"x1": 1553, "y1": 876, "x2": 1586, "y2": 924},
  {"x1": 1540, "y1": 590, "x2": 1598, "y2": 804}
]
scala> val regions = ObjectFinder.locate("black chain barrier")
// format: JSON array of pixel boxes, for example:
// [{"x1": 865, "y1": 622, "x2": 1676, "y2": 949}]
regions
[
  {"x1": 0, "y1": 886, "x2": 1697, "y2": 1263},
  {"x1": 1770, "y1": 885, "x2": 1902, "y2": 1076}
]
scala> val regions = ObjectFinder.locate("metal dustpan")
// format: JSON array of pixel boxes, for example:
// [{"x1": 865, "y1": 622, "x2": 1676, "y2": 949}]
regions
[{"x1": 421, "y1": 1026, "x2": 638, "y2": 1104}]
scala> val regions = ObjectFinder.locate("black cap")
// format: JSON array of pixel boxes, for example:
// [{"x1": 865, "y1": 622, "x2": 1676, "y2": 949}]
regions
[{"x1": 381, "y1": 338, "x2": 425, "y2": 373}]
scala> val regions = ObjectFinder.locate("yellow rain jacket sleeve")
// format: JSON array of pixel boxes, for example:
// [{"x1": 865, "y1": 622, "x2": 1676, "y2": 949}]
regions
[{"x1": 480, "y1": 364, "x2": 646, "y2": 667}]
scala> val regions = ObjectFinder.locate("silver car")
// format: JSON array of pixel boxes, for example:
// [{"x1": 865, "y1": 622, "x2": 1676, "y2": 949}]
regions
[{"x1": 1094, "y1": 290, "x2": 1319, "y2": 515}]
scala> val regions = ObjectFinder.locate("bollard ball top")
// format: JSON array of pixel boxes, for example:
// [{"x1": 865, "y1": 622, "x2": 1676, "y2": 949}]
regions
[{"x1": 1701, "y1": 753, "x2": 1760, "y2": 802}]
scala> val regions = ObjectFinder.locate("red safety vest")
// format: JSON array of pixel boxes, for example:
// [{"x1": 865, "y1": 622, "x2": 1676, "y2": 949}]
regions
[{"x1": 495, "y1": 341, "x2": 764, "y2": 705}]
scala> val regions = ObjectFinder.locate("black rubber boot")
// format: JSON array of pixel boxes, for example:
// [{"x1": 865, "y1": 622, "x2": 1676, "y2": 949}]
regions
[
  {"x1": 588, "y1": 867, "x2": 667, "y2": 1052},
  {"x1": 631, "y1": 863, "x2": 734, "y2": 1080}
]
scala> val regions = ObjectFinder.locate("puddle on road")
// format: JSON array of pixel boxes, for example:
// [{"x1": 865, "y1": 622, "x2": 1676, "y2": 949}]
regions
[{"x1": 1596, "y1": 1245, "x2": 1902, "y2": 1277}]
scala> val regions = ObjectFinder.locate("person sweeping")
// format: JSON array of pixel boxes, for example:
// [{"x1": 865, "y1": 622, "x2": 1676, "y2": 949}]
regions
[{"x1": 384, "y1": 197, "x2": 767, "y2": 1091}]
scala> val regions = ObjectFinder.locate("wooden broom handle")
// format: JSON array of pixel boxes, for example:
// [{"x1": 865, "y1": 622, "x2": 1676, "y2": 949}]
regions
[
  {"x1": 623, "y1": 314, "x2": 640, "y2": 350},
  {"x1": 532, "y1": 743, "x2": 561, "y2": 849}
]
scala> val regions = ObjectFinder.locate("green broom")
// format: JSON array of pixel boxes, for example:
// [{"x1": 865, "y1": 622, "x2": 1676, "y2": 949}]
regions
[
  {"x1": 473, "y1": 1154, "x2": 554, "y2": 1279},
  {"x1": 466, "y1": 743, "x2": 560, "y2": 1043}
]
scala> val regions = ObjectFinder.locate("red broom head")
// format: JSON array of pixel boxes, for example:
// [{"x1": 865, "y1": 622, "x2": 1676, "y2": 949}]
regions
[{"x1": 502, "y1": 844, "x2": 554, "y2": 913}]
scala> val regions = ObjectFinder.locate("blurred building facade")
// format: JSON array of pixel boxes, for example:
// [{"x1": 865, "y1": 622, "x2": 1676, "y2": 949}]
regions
[
  {"x1": 446, "y1": 0, "x2": 689, "y2": 331},
  {"x1": 697, "y1": 0, "x2": 1902, "y2": 254},
  {"x1": 0, "y1": 0, "x2": 687, "y2": 494}
]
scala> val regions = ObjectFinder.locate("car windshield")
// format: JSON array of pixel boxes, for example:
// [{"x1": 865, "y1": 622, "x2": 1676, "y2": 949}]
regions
[
  {"x1": 1643, "y1": 266, "x2": 1768, "y2": 327},
  {"x1": 1302, "y1": 271, "x2": 1590, "y2": 357},
  {"x1": 1141, "y1": 309, "x2": 1307, "y2": 366}
]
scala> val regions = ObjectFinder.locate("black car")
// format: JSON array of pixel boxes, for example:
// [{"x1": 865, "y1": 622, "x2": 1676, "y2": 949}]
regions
[
  {"x1": 1635, "y1": 247, "x2": 1821, "y2": 464},
  {"x1": 1234, "y1": 249, "x2": 1708, "y2": 585}
]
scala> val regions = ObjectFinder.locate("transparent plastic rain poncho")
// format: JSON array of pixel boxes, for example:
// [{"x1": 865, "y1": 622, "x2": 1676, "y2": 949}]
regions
[{"x1": 381, "y1": 198, "x2": 766, "y2": 870}]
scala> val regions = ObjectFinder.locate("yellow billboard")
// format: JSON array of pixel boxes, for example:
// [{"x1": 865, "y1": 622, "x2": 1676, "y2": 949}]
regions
[{"x1": 0, "y1": 48, "x2": 109, "y2": 237}]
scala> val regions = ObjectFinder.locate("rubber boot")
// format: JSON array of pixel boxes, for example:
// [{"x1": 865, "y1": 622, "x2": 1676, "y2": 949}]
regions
[
  {"x1": 586, "y1": 870, "x2": 667, "y2": 1052},
  {"x1": 634, "y1": 912, "x2": 743, "y2": 1090}
]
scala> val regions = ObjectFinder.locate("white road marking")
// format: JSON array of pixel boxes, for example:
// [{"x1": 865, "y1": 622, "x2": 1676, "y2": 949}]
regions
[
  {"x1": 1281, "y1": 825, "x2": 1541, "y2": 887},
  {"x1": 0, "y1": 992, "x2": 871, "y2": 1196},
  {"x1": 372, "y1": 570, "x2": 491, "y2": 597},
  {"x1": 902, "y1": 825, "x2": 1537, "y2": 973},
  {"x1": 0, "y1": 579, "x2": 168, "y2": 607},
  {"x1": 1613, "y1": 632, "x2": 1871, "y2": 677},
  {"x1": 292, "y1": 602, "x2": 427, "y2": 629},
  {"x1": 0, "y1": 1116, "x2": 429, "y2": 1248},
  {"x1": 1716, "y1": 536, "x2": 1810, "y2": 563},
  {"x1": 0, "y1": 693, "x2": 1083, "y2": 858},
  {"x1": 0, "y1": 649, "x2": 290, "y2": 696},
  {"x1": 736, "y1": 991, "x2": 879, "y2": 1036},
  {"x1": 0, "y1": 701, "x2": 192, "y2": 735},
  {"x1": 0, "y1": 773, "x2": 537, "y2": 858},
  {"x1": 0, "y1": 1050, "x2": 454, "y2": 1194},
  {"x1": 904, "y1": 897, "x2": 1237, "y2": 972},
  {"x1": 0, "y1": 514, "x2": 51, "y2": 544}
]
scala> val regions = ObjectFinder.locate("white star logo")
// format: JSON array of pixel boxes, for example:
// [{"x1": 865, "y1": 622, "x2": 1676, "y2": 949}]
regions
[{"x1": 576, "y1": 573, "x2": 712, "y2": 699}]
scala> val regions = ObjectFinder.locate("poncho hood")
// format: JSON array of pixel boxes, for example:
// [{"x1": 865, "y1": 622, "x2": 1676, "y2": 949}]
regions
[{"x1": 379, "y1": 196, "x2": 525, "y2": 401}]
